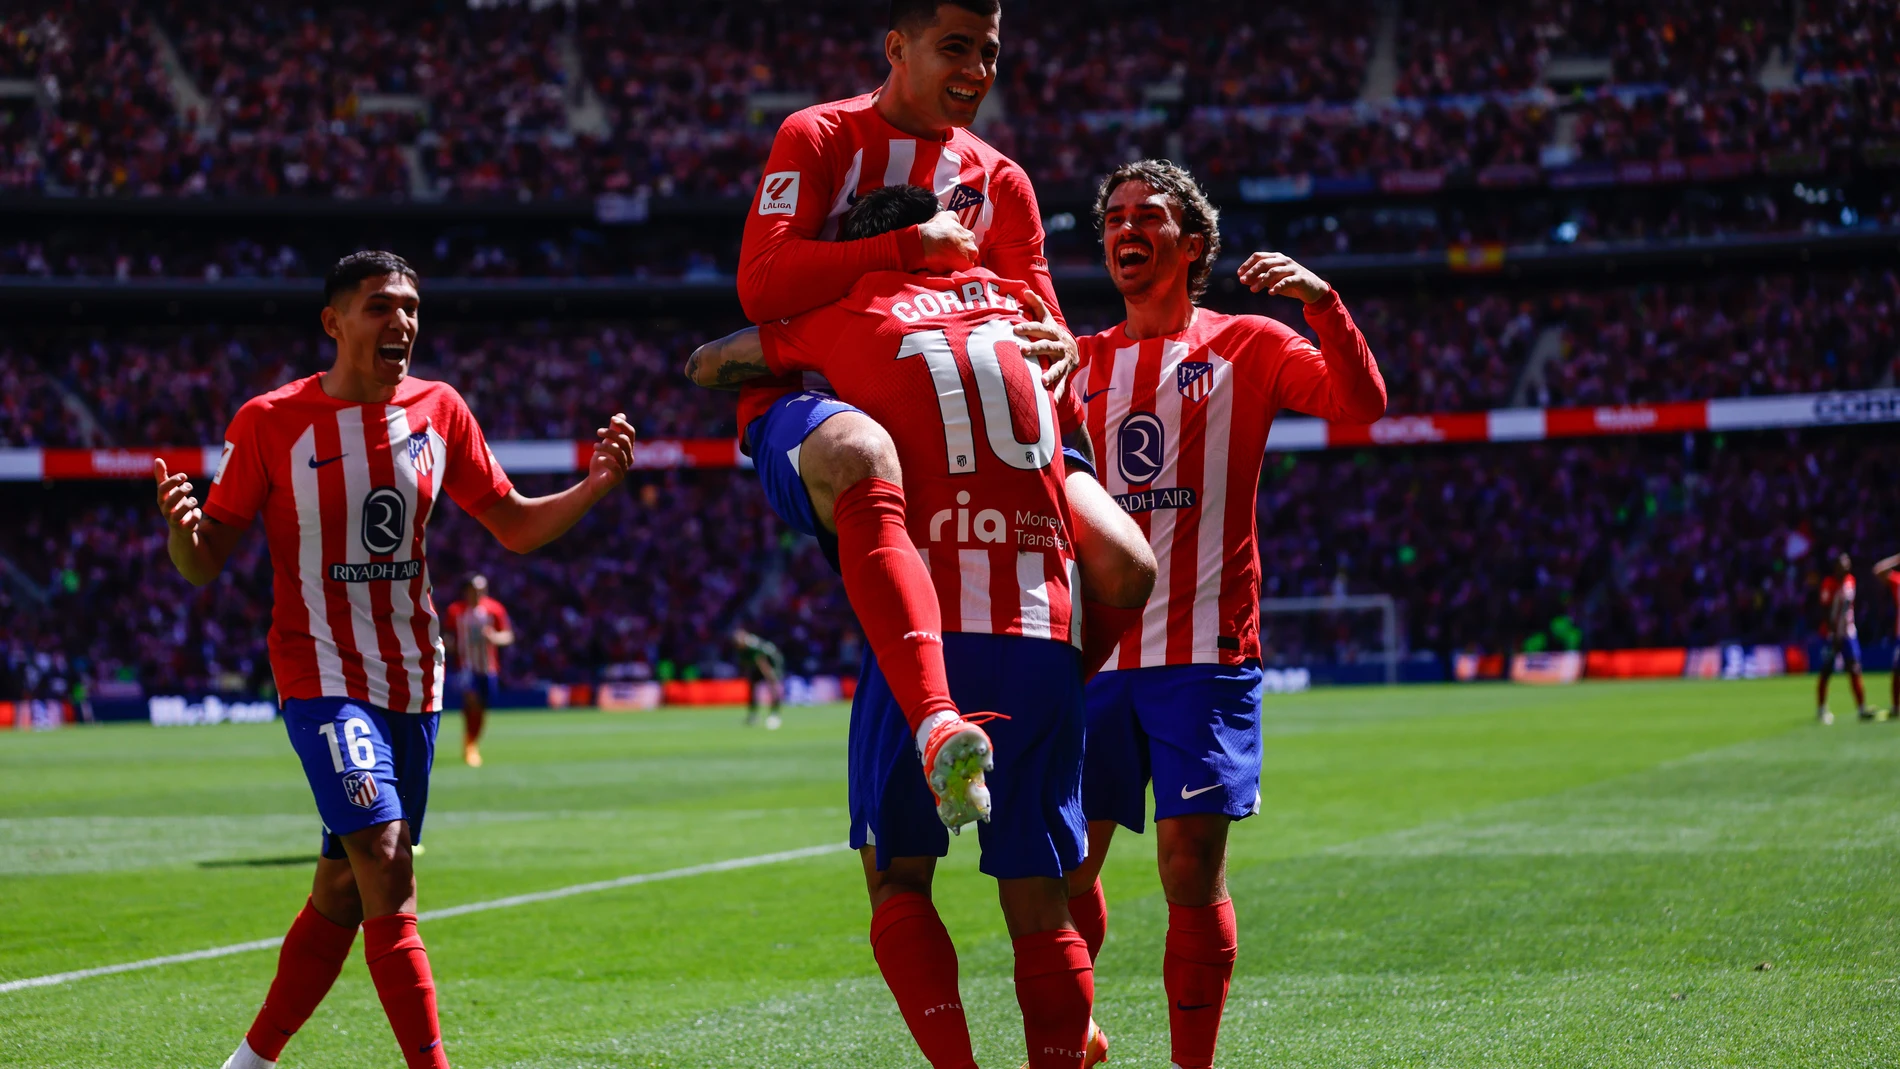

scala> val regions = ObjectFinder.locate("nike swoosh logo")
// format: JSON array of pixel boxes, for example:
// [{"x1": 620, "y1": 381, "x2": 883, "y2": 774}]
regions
[
  {"x1": 1180, "y1": 783, "x2": 1222, "y2": 800},
  {"x1": 308, "y1": 454, "x2": 347, "y2": 469},
  {"x1": 1176, "y1": 1002, "x2": 1215, "y2": 1012},
  {"x1": 1082, "y1": 386, "x2": 1113, "y2": 403}
]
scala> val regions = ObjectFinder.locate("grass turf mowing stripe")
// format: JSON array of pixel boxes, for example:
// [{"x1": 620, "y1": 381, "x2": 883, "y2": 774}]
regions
[{"x1": 0, "y1": 841, "x2": 850, "y2": 995}]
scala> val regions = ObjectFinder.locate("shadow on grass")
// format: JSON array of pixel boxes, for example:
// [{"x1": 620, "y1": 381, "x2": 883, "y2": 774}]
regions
[{"x1": 197, "y1": 855, "x2": 313, "y2": 869}]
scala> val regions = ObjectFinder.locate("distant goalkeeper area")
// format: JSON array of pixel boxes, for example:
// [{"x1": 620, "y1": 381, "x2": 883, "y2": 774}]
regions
[{"x1": 3, "y1": 680, "x2": 1894, "y2": 1067}]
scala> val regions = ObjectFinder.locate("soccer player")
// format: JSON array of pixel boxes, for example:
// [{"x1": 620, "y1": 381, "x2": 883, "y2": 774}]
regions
[
  {"x1": 1817, "y1": 551, "x2": 1869, "y2": 724},
  {"x1": 1875, "y1": 553, "x2": 1900, "y2": 718},
  {"x1": 733, "y1": 627, "x2": 787, "y2": 728},
  {"x1": 154, "y1": 251, "x2": 637, "y2": 1069},
  {"x1": 444, "y1": 574, "x2": 512, "y2": 766},
  {"x1": 695, "y1": 183, "x2": 1139, "y2": 1069},
  {"x1": 1062, "y1": 161, "x2": 1388, "y2": 1069},
  {"x1": 703, "y1": 0, "x2": 1152, "y2": 772}
]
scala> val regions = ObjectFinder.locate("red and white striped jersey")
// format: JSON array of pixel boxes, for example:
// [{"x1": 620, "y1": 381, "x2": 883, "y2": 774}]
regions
[
  {"x1": 761, "y1": 268, "x2": 1082, "y2": 644},
  {"x1": 203, "y1": 375, "x2": 513, "y2": 712},
  {"x1": 1078, "y1": 297, "x2": 1387, "y2": 669},
  {"x1": 735, "y1": 90, "x2": 1060, "y2": 430},
  {"x1": 1822, "y1": 574, "x2": 1858, "y2": 640},
  {"x1": 445, "y1": 595, "x2": 511, "y2": 676}
]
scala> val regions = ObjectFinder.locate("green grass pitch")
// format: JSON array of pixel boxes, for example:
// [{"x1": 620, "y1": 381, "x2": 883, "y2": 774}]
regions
[{"x1": 3, "y1": 678, "x2": 1897, "y2": 1067}]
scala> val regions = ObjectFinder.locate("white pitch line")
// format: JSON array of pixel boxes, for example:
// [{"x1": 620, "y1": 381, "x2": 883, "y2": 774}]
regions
[{"x1": 0, "y1": 842, "x2": 851, "y2": 995}]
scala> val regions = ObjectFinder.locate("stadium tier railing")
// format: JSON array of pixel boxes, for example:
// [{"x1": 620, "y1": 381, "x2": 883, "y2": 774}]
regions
[{"x1": 6, "y1": 388, "x2": 1897, "y2": 480}]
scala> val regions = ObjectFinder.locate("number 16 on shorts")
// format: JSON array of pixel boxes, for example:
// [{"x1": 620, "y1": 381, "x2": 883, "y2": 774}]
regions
[{"x1": 284, "y1": 697, "x2": 409, "y2": 836}]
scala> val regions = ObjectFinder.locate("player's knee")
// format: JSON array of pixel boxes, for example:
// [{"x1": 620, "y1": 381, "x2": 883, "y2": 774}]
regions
[{"x1": 807, "y1": 414, "x2": 902, "y2": 496}]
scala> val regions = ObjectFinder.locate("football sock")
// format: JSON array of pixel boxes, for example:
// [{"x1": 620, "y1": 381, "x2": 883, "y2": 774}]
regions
[
  {"x1": 1012, "y1": 928, "x2": 1095, "y2": 1068},
  {"x1": 1163, "y1": 899, "x2": 1238, "y2": 1069},
  {"x1": 833, "y1": 478, "x2": 957, "y2": 731},
  {"x1": 1851, "y1": 674, "x2": 1866, "y2": 708},
  {"x1": 243, "y1": 898, "x2": 358, "y2": 1061},
  {"x1": 869, "y1": 893, "x2": 977, "y2": 1069},
  {"x1": 1080, "y1": 599, "x2": 1143, "y2": 680},
  {"x1": 362, "y1": 913, "x2": 451, "y2": 1069},
  {"x1": 1068, "y1": 878, "x2": 1108, "y2": 962}
]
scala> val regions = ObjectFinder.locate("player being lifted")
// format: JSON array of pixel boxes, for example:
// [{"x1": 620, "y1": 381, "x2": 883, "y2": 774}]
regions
[
  {"x1": 155, "y1": 252, "x2": 637, "y2": 1069},
  {"x1": 1063, "y1": 162, "x2": 1388, "y2": 1069},
  {"x1": 697, "y1": 0, "x2": 1154, "y2": 837},
  {"x1": 694, "y1": 183, "x2": 1137, "y2": 1069},
  {"x1": 444, "y1": 574, "x2": 512, "y2": 766},
  {"x1": 1817, "y1": 551, "x2": 1870, "y2": 724},
  {"x1": 732, "y1": 627, "x2": 787, "y2": 728}
]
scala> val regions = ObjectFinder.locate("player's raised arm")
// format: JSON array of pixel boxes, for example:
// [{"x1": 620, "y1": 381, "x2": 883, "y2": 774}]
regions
[
  {"x1": 1244, "y1": 251, "x2": 1388, "y2": 425},
  {"x1": 683, "y1": 327, "x2": 772, "y2": 390},
  {"x1": 475, "y1": 413, "x2": 637, "y2": 554},
  {"x1": 154, "y1": 458, "x2": 243, "y2": 587}
]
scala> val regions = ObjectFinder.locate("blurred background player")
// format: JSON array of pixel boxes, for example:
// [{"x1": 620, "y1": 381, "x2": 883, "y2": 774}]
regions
[
  {"x1": 444, "y1": 574, "x2": 513, "y2": 766},
  {"x1": 1817, "y1": 552, "x2": 1869, "y2": 724},
  {"x1": 1876, "y1": 553, "x2": 1900, "y2": 719},
  {"x1": 155, "y1": 251, "x2": 637, "y2": 1069},
  {"x1": 1062, "y1": 161, "x2": 1386, "y2": 1069},
  {"x1": 733, "y1": 627, "x2": 786, "y2": 728}
]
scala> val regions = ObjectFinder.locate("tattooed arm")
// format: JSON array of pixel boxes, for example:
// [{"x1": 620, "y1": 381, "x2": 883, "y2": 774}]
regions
[{"x1": 684, "y1": 327, "x2": 772, "y2": 390}]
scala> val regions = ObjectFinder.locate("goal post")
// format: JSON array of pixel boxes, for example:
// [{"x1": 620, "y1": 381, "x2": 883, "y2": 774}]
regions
[{"x1": 1259, "y1": 594, "x2": 1401, "y2": 686}]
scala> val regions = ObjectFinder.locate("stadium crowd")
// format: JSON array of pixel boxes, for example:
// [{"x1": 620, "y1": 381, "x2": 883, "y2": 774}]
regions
[
  {"x1": 4, "y1": 268, "x2": 1893, "y2": 449},
  {"x1": 5, "y1": 429, "x2": 1890, "y2": 701},
  {"x1": 0, "y1": 1, "x2": 1894, "y2": 201}
]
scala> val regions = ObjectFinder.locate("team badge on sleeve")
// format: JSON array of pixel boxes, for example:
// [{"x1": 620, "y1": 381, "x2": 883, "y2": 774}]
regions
[
  {"x1": 1177, "y1": 361, "x2": 1215, "y2": 402},
  {"x1": 213, "y1": 440, "x2": 235, "y2": 484},
  {"x1": 342, "y1": 770, "x2": 380, "y2": 809},
  {"x1": 759, "y1": 171, "x2": 800, "y2": 216}
]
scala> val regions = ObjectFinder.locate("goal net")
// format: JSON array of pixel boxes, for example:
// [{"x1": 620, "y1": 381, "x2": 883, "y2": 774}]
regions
[{"x1": 1258, "y1": 594, "x2": 1402, "y2": 685}]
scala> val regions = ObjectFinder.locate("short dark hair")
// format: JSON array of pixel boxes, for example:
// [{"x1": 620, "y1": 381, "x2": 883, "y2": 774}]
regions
[
  {"x1": 889, "y1": 0, "x2": 999, "y2": 33},
  {"x1": 1093, "y1": 159, "x2": 1223, "y2": 301},
  {"x1": 324, "y1": 250, "x2": 419, "y2": 306},
  {"x1": 840, "y1": 183, "x2": 941, "y2": 242}
]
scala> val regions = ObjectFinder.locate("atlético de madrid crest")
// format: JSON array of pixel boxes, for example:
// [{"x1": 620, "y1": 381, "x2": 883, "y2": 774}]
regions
[
  {"x1": 1177, "y1": 361, "x2": 1215, "y2": 402},
  {"x1": 342, "y1": 770, "x2": 380, "y2": 809}
]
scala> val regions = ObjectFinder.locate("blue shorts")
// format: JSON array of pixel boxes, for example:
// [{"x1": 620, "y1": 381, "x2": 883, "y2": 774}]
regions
[
  {"x1": 1826, "y1": 636, "x2": 1863, "y2": 671},
  {"x1": 850, "y1": 632, "x2": 1087, "y2": 880},
  {"x1": 1082, "y1": 661, "x2": 1264, "y2": 833},
  {"x1": 453, "y1": 670, "x2": 499, "y2": 707},
  {"x1": 282, "y1": 697, "x2": 439, "y2": 860},
  {"x1": 748, "y1": 391, "x2": 859, "y2": 565}
]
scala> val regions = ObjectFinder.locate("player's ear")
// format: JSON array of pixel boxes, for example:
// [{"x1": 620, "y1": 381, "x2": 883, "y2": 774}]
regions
[
  {"x1": 319, "y1": 303, "x2": 342, "y2": 342},
  {"x1": 884, "y1": 28, "x2": 906, "y2": 68}
]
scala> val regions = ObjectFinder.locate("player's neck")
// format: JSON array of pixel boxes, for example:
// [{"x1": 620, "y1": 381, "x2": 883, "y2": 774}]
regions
[
  {"x1": 873, "y1": 79, "x2": 952, "y2": 142},
  {"x1": 320, "y1": 361, "x2": 399, "y2": 405},
  {"x1": 1122, "y1": 290, "x2": 1197, "y2": 341}
]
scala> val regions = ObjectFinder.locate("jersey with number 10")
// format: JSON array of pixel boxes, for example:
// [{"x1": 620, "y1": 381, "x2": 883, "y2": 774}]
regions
[
  {"x1": 761, "y1": 268, "x2": 1081, "y2": 643},
  {"x1": 203, "y1": 375, "x2": 514, "y2": 713}
]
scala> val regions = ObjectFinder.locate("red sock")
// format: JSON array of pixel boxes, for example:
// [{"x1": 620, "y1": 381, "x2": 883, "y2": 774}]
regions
[
  {"x1": 1851, "y1": 674, "x2": 1867, "y2": 707},
  {"x1": 1080, "y1": 599, "x2": 1143, "y2": 680},
  {"x1": 1013, "y1": 929, "x2": 1095, "y2": 1068},
  {"x1": 1164, "y1": 900, "x2": 1238, "y2": 1069},
  {"x1": 869, "y1": 893, "x2": 977, "y2": 1069},
  {"x1": 1068, "y1": 879, "x2": 1108, "y2": 962},
  {"x1": 244, "y1": 899, "x2": 358, "y2": 1061},
  {"x1": 833, "y1": 479, "x2": 958, "y2": 731},
  {"x1": 362, "y1": 913, "x2": 450, "y2": 1069}
]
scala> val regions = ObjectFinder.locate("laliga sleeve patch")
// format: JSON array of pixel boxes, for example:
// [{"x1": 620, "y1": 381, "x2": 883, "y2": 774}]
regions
[
  {"x1": 759, "y1": 171, "x2": 801, "y2": 216},
  {"x1": 212, "y1": 440, "x2": 236, "y2": 484}
]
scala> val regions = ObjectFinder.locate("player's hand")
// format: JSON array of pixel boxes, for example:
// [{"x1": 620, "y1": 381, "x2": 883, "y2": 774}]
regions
[
  {"x1": 1237, "y1": 251, "x2": 1333, "y2": 304},
  {"x1": 919, "y1": 210, "x2": 979, "y2": 274},
  {"x1": 586, "y1": 414, "x2": 637, "y2": 494},
  {"x1": 1016, "y1": 290, "x2": 1080, "y2": 395},
  {"x1": 154, "y1": 458, "x2": 204, "y2": 535}
]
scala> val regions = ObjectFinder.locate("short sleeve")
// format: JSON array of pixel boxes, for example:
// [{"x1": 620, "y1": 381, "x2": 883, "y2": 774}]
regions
[
  {"x1": 758, "y1": 311, "x2": 829, "y2": 375},
  {"x1": 488, "y1": 599, "x2": 512, "y2": 632},
  {"x1": 438, "y1": 388, "x2": 513, "y2": 517},
  {"x1": 202, "y1": 400, "x2": 270, "y2": 529}
]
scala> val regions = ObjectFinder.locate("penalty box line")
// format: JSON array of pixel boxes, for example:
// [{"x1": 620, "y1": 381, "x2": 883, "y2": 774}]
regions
[{"x1": 0, "y1": 842, "x2": 852, "y2": 995}]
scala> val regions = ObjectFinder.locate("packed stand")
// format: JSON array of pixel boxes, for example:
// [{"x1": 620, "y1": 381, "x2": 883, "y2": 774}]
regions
[
  {"x1": 1795, "y1": 0, "x2": 1899, "y2": 80},
  {"x1": 1570, "y1": 78, "x2": 1900, "y2": 164},
  {"x1": 0, "y1": 323, "x2": 740, "y2": 448}
]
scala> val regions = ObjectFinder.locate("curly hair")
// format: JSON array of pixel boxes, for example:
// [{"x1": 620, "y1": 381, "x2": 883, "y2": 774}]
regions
[{"x1": 1092, "y1": 159, "x2": 1222, "y2": 301}]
